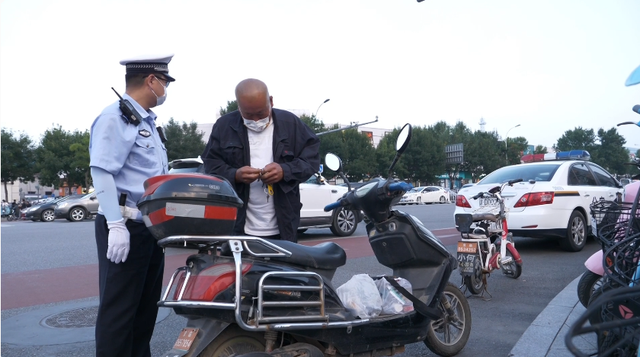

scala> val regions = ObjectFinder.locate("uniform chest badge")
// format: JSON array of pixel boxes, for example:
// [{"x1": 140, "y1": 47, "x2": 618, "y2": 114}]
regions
[{"x1": 138, "y1": 129, "x2": 151, "y2": 137}]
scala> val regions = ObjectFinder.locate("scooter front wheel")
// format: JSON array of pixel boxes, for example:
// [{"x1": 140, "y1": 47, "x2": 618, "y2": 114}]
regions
[
  {"x1": 199, "y1": 325, "x2": 266, "y2": 357},
  {"x1": 424, "y1": 282, "x2": 472, "y2": 357},
  {"x1": 501, "y1": 248, "x2": 522, "y2": 279}
]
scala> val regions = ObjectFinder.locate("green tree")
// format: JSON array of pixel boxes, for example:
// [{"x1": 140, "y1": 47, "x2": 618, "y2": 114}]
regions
[
  {"x1": 36, "y1": 126, "x2": 89, "y2": 189},
  {"x1": 1, "y1": 129, "x2": 37, "y2": 199},
  {"x1": 299, "y1": 114, "x2": 327, "y2": 134},
  {"x1": 400, "y1": 126, "x2": 446, "y2": 185},
  {"x1": 593, "y1": 127, "x2": 628, "y2": 174},
  {"x1": 506, "y1": 136, "x2": 528, "y2": 165},
  {"x1": 68, "y1": 131, "x2": 91, "y2": 189},
  {"x1": 554, "y1": 127, "x2": 597, "y2": 154},
  {"x1": 534, "y1": 145, "x2": 548, "y2": 154},
  {"x1": 219, "y1": 100, "x2": 238, "y2": 116},
  {"x1": 163, "y1": 118, "x2": 207, "y2": 162}
]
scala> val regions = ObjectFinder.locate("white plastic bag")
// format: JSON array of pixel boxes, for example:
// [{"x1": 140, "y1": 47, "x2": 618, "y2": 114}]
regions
[
  {"x1": 375, "y1": 277, "x2": 414, "y2": 315},
  {"x1": 336, "y1": 274, "x2": 382, "y2": 318}
]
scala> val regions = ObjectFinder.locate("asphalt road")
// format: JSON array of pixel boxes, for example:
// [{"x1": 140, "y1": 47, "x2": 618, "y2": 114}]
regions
[{"x1": 0, "y1": 203, "x2": 599, "y2": 356}]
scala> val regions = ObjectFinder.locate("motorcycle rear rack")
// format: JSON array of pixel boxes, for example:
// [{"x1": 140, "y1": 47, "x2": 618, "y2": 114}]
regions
[{"x1": 157, "y1": 235, "x2": 376, "y2": 332}]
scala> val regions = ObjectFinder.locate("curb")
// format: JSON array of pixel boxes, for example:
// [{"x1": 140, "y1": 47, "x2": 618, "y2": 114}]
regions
[{"x1": 509, "y1": 276, "x2": 597, "y2": 357}]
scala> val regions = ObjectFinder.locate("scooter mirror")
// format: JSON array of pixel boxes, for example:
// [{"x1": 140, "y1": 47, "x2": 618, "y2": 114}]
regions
[
  {"x1": 325, "y1": 153, "x2": 342, "y2": 172},
  {"x1": 396, "y1": 123, "x2": 412, "y2": 154}
]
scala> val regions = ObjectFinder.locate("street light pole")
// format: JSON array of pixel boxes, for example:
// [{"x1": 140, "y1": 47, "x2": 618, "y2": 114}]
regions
[
  {"x1": 505, "y1": 124, "x2": 521, "y2": 165},
  {"x1": 314, "y1": 99, "x2": 330, "y2": 118}
]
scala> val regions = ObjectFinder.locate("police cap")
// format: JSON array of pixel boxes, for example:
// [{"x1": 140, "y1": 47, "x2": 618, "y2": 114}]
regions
[{"x1": 120, "y1": 54, "x2": 176, "y2": 82}]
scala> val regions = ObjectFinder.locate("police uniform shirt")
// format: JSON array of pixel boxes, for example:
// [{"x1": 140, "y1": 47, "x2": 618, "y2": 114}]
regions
[{"x1": 89, "y1": 93, "x2": 168, "y2": 210}]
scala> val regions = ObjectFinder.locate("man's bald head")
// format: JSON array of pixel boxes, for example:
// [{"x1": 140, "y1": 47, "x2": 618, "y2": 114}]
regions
[{"x1": 235, "y1": 78, "x2": 273, "y2": 121}]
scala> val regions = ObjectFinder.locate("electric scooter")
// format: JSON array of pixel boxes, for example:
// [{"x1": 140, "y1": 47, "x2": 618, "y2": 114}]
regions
[{"x1": 143, "y1": 124, "x2": 472, "y2": 357}]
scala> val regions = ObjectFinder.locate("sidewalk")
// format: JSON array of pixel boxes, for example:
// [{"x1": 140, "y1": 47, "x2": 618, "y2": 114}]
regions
[{"x1": 509, "y1": 276, "x2": 597, "y2": 357}]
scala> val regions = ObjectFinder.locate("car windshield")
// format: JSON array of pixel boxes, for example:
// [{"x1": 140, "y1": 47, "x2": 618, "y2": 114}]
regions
[{"x1": 479, "y1": 164, "x2": 561, "y2": 184}]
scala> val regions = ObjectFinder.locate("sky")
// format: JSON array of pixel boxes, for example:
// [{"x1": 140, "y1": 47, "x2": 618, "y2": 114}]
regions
[{"x1": 1, "y1": 0, "x2": 640, "y2": 150}]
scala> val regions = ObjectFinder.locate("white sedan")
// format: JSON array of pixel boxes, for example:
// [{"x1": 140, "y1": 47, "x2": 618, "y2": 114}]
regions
[
  {"x1": 399, "y1": 186, "x2": 450, "y2": 205},
  {"x1": 453, "y1": 150, "x2": 622, "y2": 252}
]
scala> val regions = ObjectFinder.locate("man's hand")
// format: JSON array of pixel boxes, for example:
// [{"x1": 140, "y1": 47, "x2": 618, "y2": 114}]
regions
[
  {"x1": 106, "y1": 219, "x2": 130, "y2": 264},
  {"x1": 261, "y1": 163, "x2": 284, "y2": 184},
  {"x1": 235, "y1": 166, "x2": 262, "y2": 184}
]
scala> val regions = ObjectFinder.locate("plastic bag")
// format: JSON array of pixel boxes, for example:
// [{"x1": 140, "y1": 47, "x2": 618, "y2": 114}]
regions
[
  {"x1": 336, "y1": 274, "x2": 382, "y2": 318},
  {"x1": 375, "y1": 277, "x2": 415, "y2": 315}
]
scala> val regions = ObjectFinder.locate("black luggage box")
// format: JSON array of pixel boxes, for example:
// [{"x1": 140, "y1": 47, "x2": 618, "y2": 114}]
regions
[{"x1": 138, "y1": 173, "x2": 243, "y2": 240}]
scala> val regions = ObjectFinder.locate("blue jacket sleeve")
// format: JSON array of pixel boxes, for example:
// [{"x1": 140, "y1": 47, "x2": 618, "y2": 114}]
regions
[{"x1": 91, "y1": 167, "x2": 123, "y2": 222}]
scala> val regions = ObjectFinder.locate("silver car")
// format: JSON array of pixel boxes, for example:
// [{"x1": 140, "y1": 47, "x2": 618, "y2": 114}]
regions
[{"x1": 54, "y1": 192, "x2": 99, "y2": 222}]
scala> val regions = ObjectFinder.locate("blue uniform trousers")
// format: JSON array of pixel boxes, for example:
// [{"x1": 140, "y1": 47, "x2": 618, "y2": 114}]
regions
[{"x1": 94, "y1": 214, "x2": 164, "y2": 357}]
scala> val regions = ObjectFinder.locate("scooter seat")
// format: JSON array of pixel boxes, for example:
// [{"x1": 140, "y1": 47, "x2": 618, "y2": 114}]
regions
[{"x1": 240, "y1": 239, "x2": 347, "y2": 270}]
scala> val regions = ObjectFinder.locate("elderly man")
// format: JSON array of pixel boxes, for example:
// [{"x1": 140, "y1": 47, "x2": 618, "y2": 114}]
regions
[{"x1": 202, "y1": 78, "x2": 320, "y2": 242}]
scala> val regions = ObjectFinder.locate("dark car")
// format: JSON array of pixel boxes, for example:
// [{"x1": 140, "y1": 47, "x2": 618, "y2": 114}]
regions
[{"x1": 24, "y1": 196, "x2": 75, "y2": 222}]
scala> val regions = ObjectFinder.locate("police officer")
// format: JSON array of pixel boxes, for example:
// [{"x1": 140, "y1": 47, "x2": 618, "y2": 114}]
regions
[{"x1": 89, "y1": 54, "x2": 174, "y2": 357}]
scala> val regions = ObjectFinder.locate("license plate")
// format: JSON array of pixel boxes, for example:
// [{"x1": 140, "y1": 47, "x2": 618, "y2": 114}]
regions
[
  {"x1": 479, "y1": 198, "x2": 497, "y2": 206},
  {"x1": 457, "y1": 241, "x2": 478, "y2": 254},
  {"x1": 173, "y1": 328, "x2": 199, "y2": 352},
  {"x1": 457, "y1": 252, "x2": 479, "y2": 274},
  {"x1": 591, "y1": 217, "x2": 597, "y2": 236}
]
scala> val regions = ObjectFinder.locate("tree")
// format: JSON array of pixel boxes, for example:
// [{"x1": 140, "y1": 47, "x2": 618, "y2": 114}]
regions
[
  {"x1": 163, "y1": 118, "x2": 207, "y2": 162},
  {"x1": 35, "y1": 126, "x2": 89, "y2": 189},
  {"x1": 1, "y1": 129, "x2": 37, "y2": 199},
  {"x1": 68, "y1": 131, "x2": 91, "y2": 190},
  {"x1": 534, "y1": 145, "x2": 548, "y2": 154},
  {"x1": 554, "y1": 127, "x2": 597, "y2": 154},
  {"x1": 299, "y1": 114, "x2": 327, "y2": 134},
  {"x1": 219, "y1": 100, "x2": 238, "y2": 116},
  {"x1": 594, "y1": 127, "x2": 628, "y2": 174},
  {"x1": 506, "y1": 136, "x2": 528, "y2": 165}
]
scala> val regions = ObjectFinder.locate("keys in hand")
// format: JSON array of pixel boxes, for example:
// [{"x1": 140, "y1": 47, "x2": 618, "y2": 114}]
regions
[{"x1": 264, "y1": 183, "x2": 274, "y2": 203}]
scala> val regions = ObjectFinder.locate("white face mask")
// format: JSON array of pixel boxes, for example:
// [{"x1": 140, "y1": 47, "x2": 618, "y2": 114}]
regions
[
  {"x1": 151, "y1": 77, "x2": 168, "y2": 107},
  {"x1": 243, "y1": 116, "x2": 271, "y2": 132}
]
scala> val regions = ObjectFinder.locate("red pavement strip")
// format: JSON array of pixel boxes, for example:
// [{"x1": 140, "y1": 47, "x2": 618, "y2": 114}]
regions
[{"x1": 1, "y1": 228, "x2": 459, "y2": 310}]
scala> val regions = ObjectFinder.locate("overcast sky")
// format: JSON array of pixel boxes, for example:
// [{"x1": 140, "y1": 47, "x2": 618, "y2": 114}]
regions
[{"x1": 2, "y1": 0, "x2": 640, "y2": 149}]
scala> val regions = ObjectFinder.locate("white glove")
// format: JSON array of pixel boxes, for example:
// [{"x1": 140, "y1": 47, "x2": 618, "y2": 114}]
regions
[
  {"x1": 120, "y1": 206, "x2": 142, "y2": 222},
  {"x1": 106, "y1": 219, "x2": 130, "y2": 264}
]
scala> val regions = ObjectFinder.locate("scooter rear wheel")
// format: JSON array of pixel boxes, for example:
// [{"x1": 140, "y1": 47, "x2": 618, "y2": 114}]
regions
[
  {"x1": 199, "y1": 325, "x2": 266, "y2": 357},
  {"x1": 463, "y1": 258, "x2": 484, "y2": 295},
  {"x1": 424, "y1": 282, "x2": 472, "y2": 357}
]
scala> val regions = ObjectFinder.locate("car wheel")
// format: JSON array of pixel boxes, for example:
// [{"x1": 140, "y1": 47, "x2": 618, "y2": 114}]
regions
[
  {"x1": 69, "y1": 207, "x2": 86, "y2": 222},
  {"x1": 330, "y1": 207, "x2": 358, "y2": 237},
  {"x1": 560, "y1": 210, "x2": 587, "y2": 252},
  {"x1": 41, "y1": 209, "x2": 55, "y2": 222},
  {"x1": 439, "y1": 196, "x2": 446, "y2": 204}
]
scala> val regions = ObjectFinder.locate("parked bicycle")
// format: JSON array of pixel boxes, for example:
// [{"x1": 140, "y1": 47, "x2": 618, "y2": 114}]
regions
[{"x1": 454, "y1": 179, "x2": 524, "y2": 296}]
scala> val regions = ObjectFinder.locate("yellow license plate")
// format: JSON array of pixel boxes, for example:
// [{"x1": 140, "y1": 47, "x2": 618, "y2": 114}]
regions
[
  {"x1": 173, "y1": 328, "x2": 199, "y2": 351},
  {"x1": 457, "y1": 241, "x2": 478, "y2": 254}
]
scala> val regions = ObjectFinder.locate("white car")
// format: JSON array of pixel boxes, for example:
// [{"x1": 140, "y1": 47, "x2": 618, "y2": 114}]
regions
[
  {"x1": 453, "y1": 151, "x2": 622, "y2": 252},
  {"x1": 168, "y1": 158, "x2": 362, "y2": 237},
  {"x1": 399, "y1": 186, "x2": 449, "y2": 205}
]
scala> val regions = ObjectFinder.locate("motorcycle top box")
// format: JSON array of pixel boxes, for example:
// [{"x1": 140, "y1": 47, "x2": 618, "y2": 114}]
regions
[{"x1": 137, "y1": 173, "x2": 243, "y2": 239}]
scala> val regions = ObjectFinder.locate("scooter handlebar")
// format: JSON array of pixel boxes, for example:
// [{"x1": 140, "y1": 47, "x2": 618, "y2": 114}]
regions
[{"x1": 324, "y1": 200, "x2": 344, "y2": 212}]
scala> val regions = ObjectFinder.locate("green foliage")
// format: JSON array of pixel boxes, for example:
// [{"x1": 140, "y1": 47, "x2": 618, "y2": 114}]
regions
[
  {"x1": 219, "y1": 100, "x2": 238, "y2": 116},
  {"x1": 554, "y1": 127, "x2": 597, "y2": 153},
  {"x1": 300, "y1": 114, "x2": 327, "y2": 134},
  {"x1": 534, "y1": 145, "x2": 548, "y2": 154},
  {"x1": 35, "y1": 126, "x2": 90, "y2": 188},
  {"x1": 163, "y1": 118, "x2": 207, "y2": 162},
  {"x1": 593, "y1": 128, "x2": 628, "y2": 174},
  {"x1": 506, "y1": 136, "x2": 528, "y2": 165},
  {"x1": 1, "y1": 129, "x2": 37, "y2": 199}
]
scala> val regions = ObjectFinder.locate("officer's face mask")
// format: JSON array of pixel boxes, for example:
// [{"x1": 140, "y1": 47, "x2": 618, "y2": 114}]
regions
[
  {"x1": 151, "y1": 76, "x2": 168, "y2": 107},
  {"x1": 243, "y1": 115, "x2": 271, "y2": 132}
]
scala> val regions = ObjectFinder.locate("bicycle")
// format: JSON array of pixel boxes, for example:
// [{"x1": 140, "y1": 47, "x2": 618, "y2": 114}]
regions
[{"x1": 454, "y1": 178, "x2": 524, "y2": 296}]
